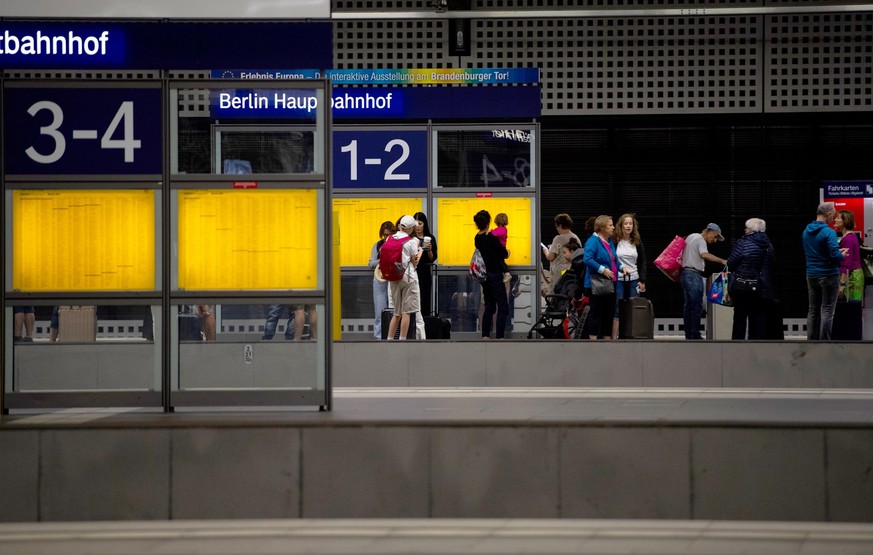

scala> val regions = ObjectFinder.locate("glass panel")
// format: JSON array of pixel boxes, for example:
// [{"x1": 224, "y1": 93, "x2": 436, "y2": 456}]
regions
[
  {"x1": 436, "y1": 271, "x2": 537, "y2": 336},
  {"x1": 339, "y1": 274, "x2": 377, "y2": 339},
  {"x1": 332, "y1": 197, "x2": 424, "y2": 267},
  {"x1": 174, "y1": 303, "x2": 323, "y2": 390},
  {"x1": 11, "y1": 189, "x2": 157, "y2": 292},
  {"x1": 217, "y1": 128, "x2": 315, "y2": 174},
  {"x1": 171, "y1": 86, "x2": 320, "y2": 175},
  {"x1": 435, "y1": 197, "x2": 534, "y2": 267},
  {"x1": 436, "y1": 128, "x2": 534, "y2": 189},
  {"x1": 174, "y1": 189, "x2": 321, "y2": 291},
  {"x1": 9, "y1": 304, "x2": 161, "y2": 392}
]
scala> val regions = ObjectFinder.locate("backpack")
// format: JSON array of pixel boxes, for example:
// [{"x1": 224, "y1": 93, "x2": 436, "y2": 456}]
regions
[
  {"x1": 469, "y1": 249, "x2": 487, "y2": 283},
  {"x1": 379, "y1": 235, "x2": 412, "y2": 281}
]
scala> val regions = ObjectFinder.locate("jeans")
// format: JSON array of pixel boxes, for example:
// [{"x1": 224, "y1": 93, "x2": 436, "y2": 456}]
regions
[
  {"x1": 373, "y1": 278, "x2": 389, "y2": 339},
  {"x1": 481, "y1": 271, "x2": 508, "y2": 339},
  {"x1": 807, "y1": 274, "x2": 840, "y2": 340},
  {"x1": 681, "y1": 268, "x2": 705, "y2": 340},
  {"x1": 263, "y1": 304, "x2": 293, "y2": 340}
]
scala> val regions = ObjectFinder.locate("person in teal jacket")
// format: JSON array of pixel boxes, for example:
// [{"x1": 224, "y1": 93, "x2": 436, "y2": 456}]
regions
[{"x1": 802, "y1": 202, "x2": 847, "y2": 340}]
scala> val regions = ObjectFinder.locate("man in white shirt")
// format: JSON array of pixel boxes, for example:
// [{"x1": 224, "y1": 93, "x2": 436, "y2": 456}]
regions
[
  {"x1": 386, "y1": 215, "x2": 423, "y2": 340},
  {"x1": 681, "y1": 223, "x2": 727, "y2": 340}
]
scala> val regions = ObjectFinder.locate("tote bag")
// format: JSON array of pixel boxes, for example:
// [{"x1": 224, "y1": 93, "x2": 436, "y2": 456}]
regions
[
  {"x1": 654, "y1": 236, "x2": 686, "y2": 282},
  {"x1": 708, "y1": 266, "x2": 732, "y2": 306}
]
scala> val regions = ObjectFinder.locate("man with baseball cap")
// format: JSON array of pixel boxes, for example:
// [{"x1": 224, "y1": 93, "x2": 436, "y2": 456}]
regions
[
  {"x1": 680, "y1": 223, "x2": 727, "y2": 340},
  {"x1": 385, "y1": 215, "x2": 423, "y2": 340}
]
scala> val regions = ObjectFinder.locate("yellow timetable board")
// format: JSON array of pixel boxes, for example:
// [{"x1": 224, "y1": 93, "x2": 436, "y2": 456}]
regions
[
  {"x1": 178, "y1": 189, "x2": 319, "y2": 290},
  {"x1": 436, "y1": 197, "x2": 533, "y2": 266},
  {"x1": 332, "y1": 197, "x2": 423, "y2": 266},
  {"x1": 12, "y1": 190, "x2": 156, "y2": 292}
]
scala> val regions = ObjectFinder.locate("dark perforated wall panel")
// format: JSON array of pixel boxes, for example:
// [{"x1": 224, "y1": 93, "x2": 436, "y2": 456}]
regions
[{"x1": 540, "y1": 113, "x2": 873, "y2": 318}]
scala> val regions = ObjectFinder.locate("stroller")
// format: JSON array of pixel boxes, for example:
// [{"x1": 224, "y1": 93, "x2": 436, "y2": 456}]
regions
[{"x1": 527, "y1": 270, "x2": 588, "y2": 339}]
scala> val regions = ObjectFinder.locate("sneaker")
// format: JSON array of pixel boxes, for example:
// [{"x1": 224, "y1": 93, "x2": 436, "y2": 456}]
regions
[{"x1": 21, "y1": 337, "x2": 34, "y2": 342}]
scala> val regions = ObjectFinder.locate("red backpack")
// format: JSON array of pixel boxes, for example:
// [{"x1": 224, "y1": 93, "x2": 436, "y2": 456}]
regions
[{"x1": 379, "y1": 235, "x2": 412, "y2": 281}]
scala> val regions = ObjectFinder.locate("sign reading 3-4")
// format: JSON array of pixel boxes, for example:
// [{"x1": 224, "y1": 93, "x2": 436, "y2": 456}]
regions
[
  {"x1": 333, "y1": 129, "x2": 427, "y2": 189},
  {"x1": 4, "y1": 87, "x2": 162, "y2": 175}
]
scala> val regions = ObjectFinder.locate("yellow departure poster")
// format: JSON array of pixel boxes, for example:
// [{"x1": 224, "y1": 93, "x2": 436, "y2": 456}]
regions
[
  {"x1": 12, "y1": 190, "x2": 156, "y2": 291},
  {"x1": 331, "y1": 197, "x2": 423, "y2": 266},
  {"x1": 436, "y1": 197, "x2": 533, "y2": 266},
  {"x1": 177, "y1": 189, "x2": 319, "y2": 290}
]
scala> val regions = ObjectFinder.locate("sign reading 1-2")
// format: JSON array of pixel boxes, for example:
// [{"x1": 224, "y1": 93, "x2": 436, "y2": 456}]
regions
[
  {"x1": 4, "y1": 87, "x2": 162, "y2": 175},
  {"x1": 333, "y1": 130, "x2": 427, "y2": 189}
]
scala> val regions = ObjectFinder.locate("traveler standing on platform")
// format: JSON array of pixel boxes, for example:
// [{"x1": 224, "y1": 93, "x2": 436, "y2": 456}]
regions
[
  {"x1": 611, "y1": 213, "x2": 647, "y2": 339},
  {"x1": 803, "y1": 202, "x2": 847, "y2": 340},
  {"x1": 12, "y1": 306, "x2": 35, "y2": 342},
  {"x1": 541, "y1": 213, "x2": 580, "y2": 296},
  {"x1": 583, "y1": 215, "x2": 621, "y2": 340},
  {"x1": 726, "y1": 218, "x2": 775, "y2": 340},
  {"x1": 680, "y1": 223, "x2": 727, "y2": 340},
  {"x1": 474, "y1": 210, "x2": 509, "y2": 340},
  {"x1": 412, "y1": 212, "x2": 437, "y2": 317},
  {"x1": 368, "y1": 220, "x2": 396, "y2": 340},
  {"x1": 385, "y1": 215, "x2": 423, "y2": 341},
  {"x1": 835, "y1": 210, "x2": 864, "y2": 304}
]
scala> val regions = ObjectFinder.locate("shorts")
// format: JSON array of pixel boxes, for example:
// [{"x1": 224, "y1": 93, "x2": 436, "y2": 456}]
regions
[
  {"x1": 13, "y1": 306, "x2": 35, "y2": 314},
  {"x1": 389, "y1": 278, "x2": 421, "y2": 315}
]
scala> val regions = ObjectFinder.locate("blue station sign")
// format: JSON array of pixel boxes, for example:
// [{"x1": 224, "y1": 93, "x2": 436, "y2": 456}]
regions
[{"x1": 4, "y1": 87, "x2": 163, "y2": 175}]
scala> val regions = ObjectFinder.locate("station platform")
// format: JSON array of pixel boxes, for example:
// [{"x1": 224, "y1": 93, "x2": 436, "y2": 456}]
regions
[
  {"x1": 2, "y1": 517, "x2": 873, "y2": 554},
  {"x1": 2, "y1": 387, "x2": 872, "y2": 526}
]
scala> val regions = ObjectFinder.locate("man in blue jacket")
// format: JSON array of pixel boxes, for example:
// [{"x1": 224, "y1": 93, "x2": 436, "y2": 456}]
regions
[{"x1": 802, "y1": 202, "x2": 847, "y2": 340}]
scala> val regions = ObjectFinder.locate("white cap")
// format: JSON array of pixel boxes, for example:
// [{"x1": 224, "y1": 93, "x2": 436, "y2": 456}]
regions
[{"x1": 399, "y1": 215, "x2": 417, "y2": 230}]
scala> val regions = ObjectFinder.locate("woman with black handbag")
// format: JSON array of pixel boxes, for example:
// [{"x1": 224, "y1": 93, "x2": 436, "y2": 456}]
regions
[
  {"x1": 727, "y1": 218, "x2": 775, "y2": 340},
  {"x1": 582, "y1": 215, "x2": 623, "y2": 340}
]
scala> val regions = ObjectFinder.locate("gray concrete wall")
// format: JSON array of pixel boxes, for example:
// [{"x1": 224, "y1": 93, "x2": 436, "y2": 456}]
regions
[
  {"x1": 1, "y1": 424, "x2": 871, "y2": 522},
  {"x1": 333, "y1": 341, "x2": 873, "y2": 388}
]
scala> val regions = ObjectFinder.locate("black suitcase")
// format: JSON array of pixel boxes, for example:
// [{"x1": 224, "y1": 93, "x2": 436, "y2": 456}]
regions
[
  {"x1": 832, "y1": 300, "x2": 862, "y2": 340},
  {"x1": 424, "y1": 315, "x2": 451, "y2": 340},
  {"x1": 618, "y1": 277, "x2": 655, "y2": 339},
  {"x1": 179, "y1": 313, "x2": 203, "y2": 341},
  {"x1": 381, "y1": 309, "x2": 416, "y2": 340}
]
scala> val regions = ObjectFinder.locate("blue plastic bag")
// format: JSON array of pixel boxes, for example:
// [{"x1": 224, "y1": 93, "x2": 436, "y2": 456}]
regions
[{"x1": 708, "y1": 267, "x2": 732, "y2": 306}]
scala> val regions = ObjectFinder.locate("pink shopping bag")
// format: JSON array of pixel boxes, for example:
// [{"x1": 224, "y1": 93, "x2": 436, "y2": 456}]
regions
[{"x1": 654, "y1": 236, "x2": 686, "y2": 282}]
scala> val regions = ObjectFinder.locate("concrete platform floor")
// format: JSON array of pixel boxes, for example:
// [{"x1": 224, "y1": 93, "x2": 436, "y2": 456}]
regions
[
  {"x1": 4, "y1": 387, "x2": 873, "y2": 428},
  {"x1": 1, "y1": 518, "x2": 873, "y2": 554}
]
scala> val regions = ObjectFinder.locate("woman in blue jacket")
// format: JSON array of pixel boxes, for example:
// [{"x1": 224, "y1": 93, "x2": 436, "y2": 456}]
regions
[
  {"x1": 726, "y1": 218, "x2": 775, "y2": 340},
  {"x1": 583, "y1": 215, "x2": 624, "y2": 340}
]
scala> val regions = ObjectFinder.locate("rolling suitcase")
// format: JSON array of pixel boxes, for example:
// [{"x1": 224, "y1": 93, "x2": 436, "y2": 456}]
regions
[
  {"x1": 832, "y1": 300, "x2": 862, "y2": 340},
  {"x1": 618, "y1": 277, "x2": 655, "y2": 339},
  {"x1": 424, "y1": 315, "x2": 452, "y2": 340},
  {"x1": 381, "y1": 309, "x2": 416, "y2": 340}
]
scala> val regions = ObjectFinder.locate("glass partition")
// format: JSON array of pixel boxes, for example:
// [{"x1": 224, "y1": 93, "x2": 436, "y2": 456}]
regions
[
  {"x1": 4, "y1": 302, "x2": 162, "y2": 409},
  {"x1": 434, "y1": 127, "x2": 536, "y2": 189},
  {"x1": 171, "y1": 302, "x2": 325, "y2": 406},
  {"x1": 435, "y1": 270, "x2": 537, "y2": 338},
  {"x1": 167, "y1": 79, "x2": 331, "y2": 409}
]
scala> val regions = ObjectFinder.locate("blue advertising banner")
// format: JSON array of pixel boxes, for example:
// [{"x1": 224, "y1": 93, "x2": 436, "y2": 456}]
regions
[
  {"x1": 824, "y1": 181, "x2": 873, "y2": 198},
  {"x1": 4, "y1": 87, "x2": 163, "y2": 175},
  {"x1": 333, "y1": 130, "x2": 428, "y2": 189},
  {"x1": 213, "y1": 86, "x2": 541, "y2": 120},
  {"x1": 0, "y1": 22, "x2": 332, "y2": 70}
]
